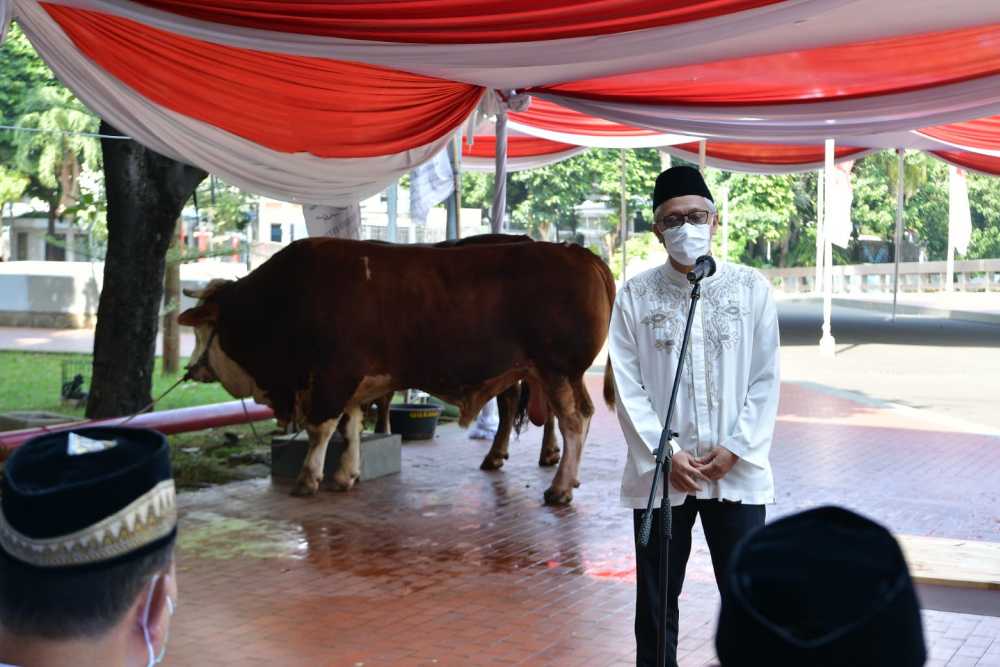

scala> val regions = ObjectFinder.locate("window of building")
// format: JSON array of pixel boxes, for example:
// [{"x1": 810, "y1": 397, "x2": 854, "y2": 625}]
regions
[
  {"x1": 49, "y1": 234, "x2": 66, "y2": 261},
  {"x1": 270, "y1": 224, "x2": 282, "y2": 242},
  {"x1": 16, "y1": 232, "x2": 28, "y2": 260}
]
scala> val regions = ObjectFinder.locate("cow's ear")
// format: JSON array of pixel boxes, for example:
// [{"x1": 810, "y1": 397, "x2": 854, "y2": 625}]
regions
[{"x1": 178, "y1": 302, "x2": 218, "y2": 327}]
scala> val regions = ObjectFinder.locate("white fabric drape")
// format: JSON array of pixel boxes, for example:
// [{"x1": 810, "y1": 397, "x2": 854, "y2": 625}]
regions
[
  {"x1": 409, "y1": 149, "x2": 455, "y2": 227},
  {"x1": 540, "y1": 76, "x2": 1000, "y2": 143},
  {"x1": 461, "y1": 147, "x2": 588, "y2": 172},
  {"x1": 31, "y1": 0, "x2": 1000, "y2": 89},
  {"x1": 948, "y1": 165, "x2": 972, "y2": 256},
  {"x1": 0, "y1": 0, "x2": 12, "y2": 44},
  {"x1": 302, "y1": 204, "x2": 361, "y2": 239},
  {"x1": 13, "y1": 0, "x2": 477, "y2": 206},
  {"x1": 823, "y1": 157, "x2": 854, "y2": 249},
  {"x1": 663, "y1": 146, "x2": 878, "y2": 174},
  {"x1": 507, "y1": 118, "x2": 695, "y2": 149}
]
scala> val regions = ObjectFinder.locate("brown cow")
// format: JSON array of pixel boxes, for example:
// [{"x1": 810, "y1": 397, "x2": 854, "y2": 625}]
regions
[{"x1": 179, "y1": 235, "x2": 614, "y2": 504}]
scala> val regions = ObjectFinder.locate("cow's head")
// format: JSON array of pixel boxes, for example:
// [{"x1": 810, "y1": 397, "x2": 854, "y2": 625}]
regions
[{"x1": 177, "y1": 279, "x2": 232, "y2": 385}]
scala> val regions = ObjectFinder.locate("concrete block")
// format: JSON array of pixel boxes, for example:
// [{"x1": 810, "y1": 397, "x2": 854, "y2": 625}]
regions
[
  {"x1": 0, "y1": 411, "x2": 78, "y2": 432},
  {"x1": 271, "y1": 431, "x2": 401, "y2": 485}
]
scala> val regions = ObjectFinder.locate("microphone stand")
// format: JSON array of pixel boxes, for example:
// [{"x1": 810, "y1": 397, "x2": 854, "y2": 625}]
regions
[{"x1": 638, "y1": 259, "x2": 712, "y2": 667}]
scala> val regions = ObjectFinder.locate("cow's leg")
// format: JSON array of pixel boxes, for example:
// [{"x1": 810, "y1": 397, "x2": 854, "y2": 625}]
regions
[
  {"x1": 292, "y1": 417, "x2": 340, "y2": 497},
  {"x1": 480, "y1": 385, "x2": 519, "y2": 471},
  {"x1": 331, "y1": 405, "x2": 364, "y2": 491},
  {"x1": 374, "y1": 393, "x2": 391, "y2": 434},
  {"x1": 544, "y1": 377, "x2": 594, "y2": 506},
  {"x1": 538, "y1": 413, "x2": 561, "y2": 467}
]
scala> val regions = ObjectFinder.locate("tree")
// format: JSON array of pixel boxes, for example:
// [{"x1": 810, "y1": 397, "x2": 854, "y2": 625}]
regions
[
  {"x1": 462, "y1": 148, "x2": 661, "y2": 251},
  {"x1": 0, "y1": 24, "x2": 51, "y2": 164},
  {"x1": 86, "y1": 120, "x2": 206, "y2": 419},
  {"x1": 704, "y1": 170, "x2": 798, "y2": 267},
  {"x1": 191, "y1": 175, "x2": 257, "y2": 233},
  {"x1": 965, "y1": 171, "x2": 1000, "y2": 260},
  {"x1": 0, "y1": 166, "x2": 29, "y2": 217},
  {"x1": 12, "y1": 85, "x2": 100, "y2": 259}
]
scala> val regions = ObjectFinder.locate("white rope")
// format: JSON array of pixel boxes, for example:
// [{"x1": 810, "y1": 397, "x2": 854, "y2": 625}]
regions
[{"x1": 0, "y1": 123, "x2": 130, "y2": 139}]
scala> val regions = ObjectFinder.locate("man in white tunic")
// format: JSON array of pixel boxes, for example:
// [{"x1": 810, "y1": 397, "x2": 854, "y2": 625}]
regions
[{"x1": 609, "y1": 166, "x2": 780, "y2": 667}]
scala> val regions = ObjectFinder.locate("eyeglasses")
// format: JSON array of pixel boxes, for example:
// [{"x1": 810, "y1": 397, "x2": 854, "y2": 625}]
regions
[{"x1": 655, "y1": 210, "x2": 713, "y2": 229}]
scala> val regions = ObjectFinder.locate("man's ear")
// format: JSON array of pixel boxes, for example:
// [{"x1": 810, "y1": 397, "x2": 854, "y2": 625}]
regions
[
  {"x1": 134, "y1": 570, "x2": 173, "y2": 652},
  {"x1": 178, "y1": 302, "x2": 218, "y2": 327}
]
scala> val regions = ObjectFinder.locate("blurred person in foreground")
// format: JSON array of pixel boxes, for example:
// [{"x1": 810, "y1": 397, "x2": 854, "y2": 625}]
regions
[{"x1": 0, "y1": 427, "x2": 178, "y2": 667}]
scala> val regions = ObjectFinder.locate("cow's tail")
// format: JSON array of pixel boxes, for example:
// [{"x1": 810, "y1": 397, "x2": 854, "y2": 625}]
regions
[
  {"x1": 513, "y1": 382, "x2": 530, "y2": 436},
  {"x1": 603, "y1": 358, "x2": 615, "y2": 408}
]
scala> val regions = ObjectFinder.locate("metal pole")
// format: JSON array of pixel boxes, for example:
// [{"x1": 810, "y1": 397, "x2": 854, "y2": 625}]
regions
[
  {"x1": 893, "y1": 149, "x2": 905, "y2": 319},
  {"x1": 620, "y1": 148, "x2": 628, "y2": 282},
  {"x1": 815, "y1": 169, "x2": 824, "y2": 294},
  {"x1": 386, "y1": 181, "x2": 398, "y2": 242},
  {"x1": 946, "y1": 165, "x2": 956, "y2": 293},
  {"x1": 722, "y1": 186, "x2": 729, "y2": 262},
  {"x1": 820, "y1": 139, "x2": 836, "y2": 356},
  {"x1": 453, "y1": 134, "x2": 462, "y2": 239},
  {"x1": 491, "y1": 110, "x2": 509, "y2": 234}
]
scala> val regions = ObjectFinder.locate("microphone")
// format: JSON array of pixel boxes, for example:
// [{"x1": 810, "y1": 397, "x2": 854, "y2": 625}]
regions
[{"x1": 687, "y1": 255, "x2": 717, "y2": 284}]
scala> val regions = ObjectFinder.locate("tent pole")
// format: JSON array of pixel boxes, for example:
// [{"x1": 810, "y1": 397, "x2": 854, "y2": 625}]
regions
[
  {"x1": 620, "y1": 148, "x2": 628, "y2": 281},
  {"x1": 721, "y1": 186, "x2": 729, "y2": 262},
  {"x1": 491, "y1": 107, "x2": 509, "y2": 234},
  {"x1": 386, "y1": 181, "x2": 398, "y2": 243},
  {"x1": 893, "y1": 149, "x2": 905, "y2": 319},
  {"x1": 815, "y1": 169, "x2": 824, "y2": 294},
  {"x1": 946, "y1": 165, "x2": 956, "y2": 293},
  {"x1": 820, "y1": 139, "x2": 836, "y2": 356}
]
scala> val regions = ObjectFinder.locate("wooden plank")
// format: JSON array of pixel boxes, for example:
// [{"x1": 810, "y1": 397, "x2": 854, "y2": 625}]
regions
[{"x1": 897, "y1": 535, "x2": 1000, "y2": 591}]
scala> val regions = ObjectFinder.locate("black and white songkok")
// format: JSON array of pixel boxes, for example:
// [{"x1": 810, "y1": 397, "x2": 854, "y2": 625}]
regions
[{"x1": 0, "y1": 427, "x2": 176, "y2": 569}]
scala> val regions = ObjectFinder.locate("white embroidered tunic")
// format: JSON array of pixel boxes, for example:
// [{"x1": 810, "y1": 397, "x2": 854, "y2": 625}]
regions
[{"x1": 610, "y1": 261, "x2": 780, "y2": 508}]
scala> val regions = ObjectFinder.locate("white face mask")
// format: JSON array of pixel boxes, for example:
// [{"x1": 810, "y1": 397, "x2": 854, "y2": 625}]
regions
[
  {"x1": 140, "y1": 574, "x2": 174, "y2": 667},
  {"x1": 663, "y1": 222, "x2": 712, "y2": 267}
]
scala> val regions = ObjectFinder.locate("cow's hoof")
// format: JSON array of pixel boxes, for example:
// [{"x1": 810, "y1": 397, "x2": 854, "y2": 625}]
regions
[
  {"x1": 480, "y1": 453, "x2": 507, "y2": 471},
  {"x1": 291, "y1": 476, "x2": 320, "y2": 497},
  {"x1": 538, "y1": 448, "x2": 561, "y2": 467},
  {"x1": 331, "y1": 471, "x2": 359, "y2": 491},
  {"x1": 544, "y1": 487, "x2": 573, "y2": 506}
]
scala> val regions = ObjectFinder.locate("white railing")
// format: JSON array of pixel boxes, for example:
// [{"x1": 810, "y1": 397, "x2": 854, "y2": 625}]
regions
[{"x1": 761, "y1": 259, "x2": 1000, "y2": 294}]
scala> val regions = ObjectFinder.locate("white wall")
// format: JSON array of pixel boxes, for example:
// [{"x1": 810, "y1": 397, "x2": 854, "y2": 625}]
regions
[{"x1": 0, "y1": 261, "x2": 246, "y2": 328}]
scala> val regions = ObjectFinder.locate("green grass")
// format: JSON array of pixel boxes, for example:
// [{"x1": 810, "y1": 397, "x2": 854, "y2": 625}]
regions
[
  {"x1": 0, "y1": 351, "x2": 238, "y2": 416},
  {"x1": 0, "y1": 351, "x2": 275, "y2": 488}
]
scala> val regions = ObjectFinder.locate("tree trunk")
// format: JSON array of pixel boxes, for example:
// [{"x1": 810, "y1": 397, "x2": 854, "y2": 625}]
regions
[
  {"x1": 86, "y1": 121, "x2": 206, "y2": 419},
  {"x1": 161, "y1": 218, "x2": 182, "y2": 376}
]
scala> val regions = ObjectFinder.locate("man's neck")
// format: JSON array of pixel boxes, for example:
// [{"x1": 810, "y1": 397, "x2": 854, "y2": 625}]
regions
[
  {"x1": 668, "y1": 255, "x2": 694, "y2": 275},
  {"x1": 0, "y1": 626, "x2": 129, "y2": 667}
]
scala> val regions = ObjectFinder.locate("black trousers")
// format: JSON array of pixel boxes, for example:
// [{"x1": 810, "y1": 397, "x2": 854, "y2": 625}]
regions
[{"x1": 633, "y1": 496, "x2": 765, "y2": 667}]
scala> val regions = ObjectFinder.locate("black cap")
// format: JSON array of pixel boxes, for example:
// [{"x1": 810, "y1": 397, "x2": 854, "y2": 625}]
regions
[
  {"x1": 0, "y1": 427, "x2": 176, "y2": 569},
  {"x1": 716, "y1": 506, "x2": 926, "y2": 667},
  {"x1": 653, "y1": 165, "x2": 714, "y2": 212}
]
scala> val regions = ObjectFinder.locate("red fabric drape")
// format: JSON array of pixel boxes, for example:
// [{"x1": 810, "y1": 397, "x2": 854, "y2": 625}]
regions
[
  {"x1": 44, "y1": 5, "x2": 483, "y2": 158},
  {"x1": 674, "y1": 141, "x2": 867, "y2": 165},
  {"x1": 463, "y1": 135, "x2": 577, "y2": 159},
  {"x1": 536, "y1": 25, "x2": 1000, "y2": 104},
  {"x1": 920, "y1": 116, "x2": 1000, "y2": 152},
  {"x1": 932, "y1": 150, "x2": 1000, "y2": 176},
  {"x1": 511, "y1": 99, "x2": 659, "y2": 137},
  {"x1": 128, "y1": 0, "x2": 785, "y2": 43}
]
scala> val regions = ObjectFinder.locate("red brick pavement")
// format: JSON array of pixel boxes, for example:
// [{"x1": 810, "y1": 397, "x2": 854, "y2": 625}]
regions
[{"x1": 165, "y1": 378, "x2": 1000, "y2": 666}]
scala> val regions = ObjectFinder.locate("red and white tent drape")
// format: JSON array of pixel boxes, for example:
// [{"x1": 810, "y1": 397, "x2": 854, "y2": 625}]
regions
[{"x1": 4, "y1": 0, "x2": 1000, "y2": 204}]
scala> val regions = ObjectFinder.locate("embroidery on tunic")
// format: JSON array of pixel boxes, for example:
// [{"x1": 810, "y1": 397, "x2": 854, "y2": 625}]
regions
[{"x1": 630, "y1": 266, "x2": 687, "y2": 352}]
